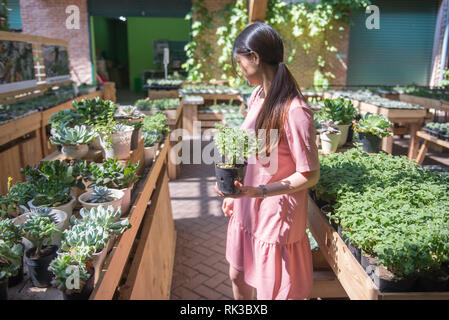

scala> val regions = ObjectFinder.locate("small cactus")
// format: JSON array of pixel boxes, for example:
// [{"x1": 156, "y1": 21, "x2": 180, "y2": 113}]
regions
[{"x1": 88, "y1": 186, "x2": 115, "y2": 203}]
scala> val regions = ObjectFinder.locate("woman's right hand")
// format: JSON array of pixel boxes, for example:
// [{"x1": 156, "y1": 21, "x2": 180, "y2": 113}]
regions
[{"x1": 222, "y1": 198, "x2": 234, "y2": 217}]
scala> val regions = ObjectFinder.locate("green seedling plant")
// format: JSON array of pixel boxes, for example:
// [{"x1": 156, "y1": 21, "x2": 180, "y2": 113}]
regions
[
  {"x1": 86, "y1": 159, "x2": 139, "y2": 189},
  {"x1": 214, "y1": 124, "x2": 258, "y2": 168},
  {"x1": 50, "y1": 125, "x2": 96, "y2": 146},
  {"x1": 21, "y1": 211, "x2": 60, "y2": 258},
  {"x1": 352, "y1": 112, "x2": 393, "y2": 138}
]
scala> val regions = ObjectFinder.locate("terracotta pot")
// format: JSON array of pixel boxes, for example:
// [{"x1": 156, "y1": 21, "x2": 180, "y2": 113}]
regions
[
  {"x1": 78, "y1": 189, "x2": 124, "y2": 212},
  {"x1": 119, "y1": 184, "x2": 134, "y2": 216},
  {"x1": 100, "y1": 129, "x2": 133, "y2": 160}
]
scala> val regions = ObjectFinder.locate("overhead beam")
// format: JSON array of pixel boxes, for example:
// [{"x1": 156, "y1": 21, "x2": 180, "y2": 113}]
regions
[{"x1": 248, "y1": 0, "x2": 268, "y2": 24}]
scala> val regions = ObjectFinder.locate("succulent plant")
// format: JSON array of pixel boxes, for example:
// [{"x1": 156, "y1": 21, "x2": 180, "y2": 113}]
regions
[
  {"x1": 86, "y1": 159, "x2": 139, "y2": 190},
  {"x1": 0, "y1": 240, "x2": 23, "y2": 281},
  {"x1": 61, "y1": 224, "x2": 110, "y2": 253},
  {"x1": 142, "y1": 112, "x2": 170, "y2": 133},
  {"x1": 317, "y1": 119, "x2": 341, "y2": 135},
  {"x1": 143, "y1": 130, "x2": 162, "y2": 147},
  {"x1": 21, "y1": 212, "x2": 60, "y2": 258},
  {"x1": 114, "y1": 105, "x2": 145, "y2": 120},
  {"x1": 50, "y1": 125, "x2": 96, "y2": 146},
  {"x1": 352, "y1": 112, "x2": 393, "y2": 138},
  {"x1": 0, "y1": 219, "x2": 22, "y2": 245},
  {"x1": 88, "y1": 186, "x2": 115, "y2": 203}
]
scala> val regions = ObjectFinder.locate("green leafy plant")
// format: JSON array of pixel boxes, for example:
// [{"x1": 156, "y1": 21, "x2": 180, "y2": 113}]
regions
[
  {"x1": 0, "y1": 179, "x2": 34, "y2": 219},
  {"x1": 70, "y1": 206, "x2": 131, "y2": 236},
  {"x1": 50, "y1": 125, "x2": 96, "y2": 146},
  {"x1": 21, "y1": 212, "x2": 60, "y2": 258},
  {"x1": 352, "y1": 113, "x2": 393, "y2": 138},
  {"x1": 49, "y1": 108, "x2": 84, "y2": 128},
  {"x1": 0, "y1": 219, "x2": 22, "y2": 245},
  {"x1": 142, "y1": 112, "x2": 170, "y2": 134},
  {"x1": 85, "y1": 159, "x2": 139, "y2": 189},
  {"x1": 143, "y1": 130, "x2": 163, "y2": 148},
  {"x1": 0, "y1": 240, "x2": 23, "y2": 281},
  {"x1": 135, "y1": 98, "x2": 179, "y2": 111},
  {"x1": 214, "y1": 124, "x2": 258, "y2": 166},
  {"x1": 321, "y1": 98, "x2": 356, "y2": 125},
  {"x1": 72, "y1": 97, "x2": 117, "y2": 127},
  {"x1": 48, "y1": 246, "x2": 94, "y2": 293},
  {"x1": 32, "y1": 179, "x2": 72, "y2": 207},
  {"x1": 87, "y1": 187, "x2": 115, "y2": 204}
]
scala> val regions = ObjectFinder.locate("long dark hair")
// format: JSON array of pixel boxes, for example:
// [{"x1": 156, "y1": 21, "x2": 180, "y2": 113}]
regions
[{"x1": 232, "y1": 22, "x2": 304, "y2": 153}]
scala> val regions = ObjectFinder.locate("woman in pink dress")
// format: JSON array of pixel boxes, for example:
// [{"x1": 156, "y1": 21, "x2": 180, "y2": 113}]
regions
[{"x1": 215, "y1": 22, "x2": 320, "y2": 300}]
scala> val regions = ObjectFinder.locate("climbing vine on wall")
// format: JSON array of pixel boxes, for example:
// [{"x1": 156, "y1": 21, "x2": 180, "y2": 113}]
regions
[{"x1": 183, "y1": 0, "x2": 370, "y2": 87}]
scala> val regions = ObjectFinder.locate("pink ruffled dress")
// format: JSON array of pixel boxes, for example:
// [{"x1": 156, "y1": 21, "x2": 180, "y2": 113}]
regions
[{"x1": 225, "y1": 85, "x2": 320, "y2": 300}]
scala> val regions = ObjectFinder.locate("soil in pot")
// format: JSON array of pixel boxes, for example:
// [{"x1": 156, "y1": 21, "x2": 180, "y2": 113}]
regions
[
  {"x1": 416, "y1": 270, "x2": 449, "y2": 292},
  {"x1": 372, "y1": 265, "x2": 417, "y2": 292},
  {"x1": 0, "y1": 278, "x2": 7, "y2": 300},
  {"x1": 357, "y1": 132, "x2": 382, "y2": 153},
  {"x1": 215, "y1": 163, "x2": 247, "y2": 195},
  {"x1": 62, "y1": 270, "x2": 95, "y2": 300},
  {"x1": 25, "y1": 245, "x2": 58, "y2": 288}
]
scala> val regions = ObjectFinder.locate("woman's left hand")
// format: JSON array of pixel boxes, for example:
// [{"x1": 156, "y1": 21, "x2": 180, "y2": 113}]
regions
[{"x1": 215, "y1": 181, "x2": 262, "y2": 199}]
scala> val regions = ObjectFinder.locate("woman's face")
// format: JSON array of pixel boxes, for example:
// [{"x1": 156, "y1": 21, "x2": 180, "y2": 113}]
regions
[{"x1": 234, "y1": 52, "x2": 262, "y2": 86}]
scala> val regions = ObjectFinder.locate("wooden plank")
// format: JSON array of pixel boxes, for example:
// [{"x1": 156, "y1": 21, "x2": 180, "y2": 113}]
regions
[
  {"x1": 121, "y1": 168, "x2": 176, "y2": 299},
  {"x1": 0, "y1": 30, "x2": 68, "y2": 46},
  {"x1": 309, "y1": 271, "x2": 348, "y2": 299},
  {"x1": 19, "y1": 130, "x2": 43, "y2": 169},
  {"x1": 415, "y1": 140, "x2": 429, "y2": 165},
  {"x1": 249, "y1": 0, "x2": 269, "y2": 23},
  {"x1": 416, "y1": 130, "x2": 449, "y2": 149},
  {"x1": 0, "y1": 145, "x2": 23, "y2": 195},
  {"x1": 408, "y1": 122, "x2": 421, "y2": 160},
  {"x1": 0, "y1": 111, "x2": 42, "y2": 146},
  {"x1": 91, "y1": 135, "x2": 169, "y2": 300},
  {"x1": 307, "y1": 195, "x2": 379, "y2": 300},
  {"x1": 199, "y1": 93, "x2": 241, "y2": 101},
  {"x1": 197, "y1": 113, "x2": 223, "y2": 121},
  {"x1": 147, "y1": 89, "x2": 179, "y2": 100}
]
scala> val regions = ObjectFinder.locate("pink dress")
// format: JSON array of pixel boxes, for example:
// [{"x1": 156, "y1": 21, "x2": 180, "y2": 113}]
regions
[{"x1": 225, "y1": 85, "x2": 320, "y2": 300}]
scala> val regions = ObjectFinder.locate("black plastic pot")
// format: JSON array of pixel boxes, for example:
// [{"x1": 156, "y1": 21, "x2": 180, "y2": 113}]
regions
[
  {"x1": 361, "y1": 253, "x2": 377, "y2": 277},
  {"x1": 62, "y1": 271, "x2": 95, "y2": 300},
  {"x1": 357, "y1": 132, "x2": 382, "y2": 153},
  {"x1": 441, "y1": 132, "x2": 449, "y2": 141},
  {"x1": 0, "y1": 278, "x2": 7, "y2": 300},
  {"x1": 416, "y1": 271, "x2": 449, "y2": 292},
  {"x1": 8, "y1": 252, "x2": 24, "y2": 288},
  {"x1": 373, "y1": 265, "x2": 417, "y2": 292},
  {"x1": 347, "y1": 241, "x2": 361, "y2": 264},
  {"x1": 215, "y1": 163, "x2": 247, "y2": 195},
  {"x1": 25, "y1": 245, "x2": 58, "y2": 288},
  {"x1": 346, "y1": 123, "x2": 354, "y2": 144}
]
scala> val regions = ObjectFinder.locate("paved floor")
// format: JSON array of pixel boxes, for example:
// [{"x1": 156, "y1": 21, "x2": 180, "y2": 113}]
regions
[{"x1": 168, "y1": 138, "x2": 236, "y2": 300}]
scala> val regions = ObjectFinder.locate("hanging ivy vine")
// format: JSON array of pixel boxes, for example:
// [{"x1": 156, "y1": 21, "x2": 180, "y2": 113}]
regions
[{"x1": 184, "y1": 0, "x2": 370, "y2": 87}]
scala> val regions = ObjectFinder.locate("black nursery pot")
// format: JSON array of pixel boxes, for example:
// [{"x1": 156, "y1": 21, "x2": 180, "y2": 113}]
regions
[
  {"x1": 416, "y1": 271, "x2": 449, "y2": 292},
  {"x1": 358, "y1": 132, "x2": 382, "y2": 153},
  {"x1": 373, "y1": 266, "x2": 417, "y2": 292},
  {"x1": 346, "y1": 123, "x2": 354, "y2": 144},
  {"x1": 25, "y1": 245, "x2": 58, "y2": 288},
  {"x1": 215, "y1": 163, "x2": 247, "y2": 195},
  {"x1": 0, "y1": 278, "x2": 7, "y2": 300},
  {"x1": 62, "y1": 271, "x2": 95, "y2": 300},
  {"x1": 8, "y1": 252, "x2": 24, "y2": 288}
]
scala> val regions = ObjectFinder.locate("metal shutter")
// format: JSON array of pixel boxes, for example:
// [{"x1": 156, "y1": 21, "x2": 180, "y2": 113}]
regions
[{"x1": 346, "y1": 0, "x2": 438, "y2": 86}]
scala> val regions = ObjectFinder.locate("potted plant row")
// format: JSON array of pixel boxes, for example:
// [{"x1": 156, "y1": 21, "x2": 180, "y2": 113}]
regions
[
  {"x1": 141, "y1": 112, "x2": 170, "y2": 167},
  {"x1": 423, "y1": 122, "x2": 449, "y2": 141},
  {"x1": 311, "y1": 145, "x2": 449, "y2": 293},
  {"x1": 135, "y1": 98, "x2": 179, "y2": 120}
]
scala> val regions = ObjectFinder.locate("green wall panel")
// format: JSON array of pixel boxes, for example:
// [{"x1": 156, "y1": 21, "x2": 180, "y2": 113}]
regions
[
  {"x1": 346, "y1": 0, "x2": 438, "y2": 86},
  {"x1": 6, "y1": 0, "x2": 22, "y2": 30},
  {"x1": 127, "y1": 17, "x2": 190, "y2": 92}
]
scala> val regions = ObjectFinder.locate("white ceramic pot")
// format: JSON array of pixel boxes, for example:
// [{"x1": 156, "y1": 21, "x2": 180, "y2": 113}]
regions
[
  {"x1": 61, "y1": 144, "x2": 88, "y2": 159},
  {"x1": 100, "y1": 129, "x2": 133, "y2": 160},
  {"x1": 119, "y1": 184, "x2": 134, "y2": 216},
  {"x1": 78, "y1": 189, "x2": 124, "y2": 212},
  {"x1": 144, "y1": 144, "x2": 159, "y2": 167},
  {"x1": 336, "y1": 124, "x2": 351, "y2": 146},
  {"x1": 320, "y1": 132, "x2": 342, "y2": 154},
  {"x1": 92, "y1": 239, "x2": 110, "y2": 285},
  {"x1": 28, "y1": 196, "x2": 76, "y2": 229},
  {"x1": 15, "y1": 209, "x2": 68, "y2": 247}
]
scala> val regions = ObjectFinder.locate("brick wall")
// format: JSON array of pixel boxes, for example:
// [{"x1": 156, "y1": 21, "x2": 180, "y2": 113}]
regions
[
  {"x1": 20, "y1": 0, "x2": 92, "y2": 84},
  {"x1": 198, "y1": 0, "x2": 350, "y2": 89}
]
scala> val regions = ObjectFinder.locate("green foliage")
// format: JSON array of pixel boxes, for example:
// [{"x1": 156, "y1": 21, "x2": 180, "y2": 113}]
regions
[
  {"x1": 50, "y1": 125, "x2": 96, "y2": 146},
  {"x1": 87, "y1": 187, "x2": 115, "y2": 204},
  {"x1": 85, "y1": 159, "x2": 139, "y2": 189},
  {"x1": 352, "y1": 112, "x2": 393, "y2": 138},
  {"x1": 49, "y1": 108, "x2": 84, "y2": 128},
  {"x1": 31, "y1": 179, "x2": 72, "y2": 208},
  {"x1": 143, "y1": 130, "x2": 163, "y2": 148},
  {"x1": 0, "y1": 240, "x2": 23, "y2": 281},
  {"x1": 0, "y1": 219, "x2": 22, "y2": 244},
  {"x1": 223, "y1": 113, "x2": 245, "y2": 128},
  {"x1": 317, "y1": 119, "x2": 341, "y2": 134},
  {"x1": 48, "y1": 246, "x2": 94, "y2": 293},
  {"x1": 146, "y1": 79, "x2": 183, "y2": 86},
  {"x1": 0, "y1": 179, "x2": 34, "y2": 219},
  {"x1": 72, "y1": 97, "x2": 117, "y2": 127},
  {"x1": 312, "y1": 145, "x2": 449, "y2": 276},
  {"x1": 142, "y1": 112, "x2": 170, "y2": 134},
  {"x1": 114, "y1": 105, "x2": 145, "y2": 120},
  {"x1": 213, "y1": 124, "x2": 258, "y2": 165},
  {"x1": 320, "y1": 98, "x2": 356, "y2": 125},
  {"x1": 425, "y1": 122, "x2": 449, "y2": 134},
  {"x1": 21, "y1": 211, "x2": 60, "y2": 257},
  {"x1": 61, "y1": 224, "x2": 109, "y2": 253},
  {"x1": 135, "y1": 98, "x2": 179, "y2": 111}
]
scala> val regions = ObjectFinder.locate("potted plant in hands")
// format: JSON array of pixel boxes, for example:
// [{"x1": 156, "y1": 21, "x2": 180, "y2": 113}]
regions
[
  {"x1": 21, "y1": 211, "x2": 61, "y2": 287},
  {"x1": 78, "y1": 186, "x2": 124, "y2": 212},
  {"x1": 213, "y1": 124, "x2": 258, "y2": 195},
  {"x1": 0, "y1": 219, "x2": 24, "y2": 288},
  {"x1": 352, "y1": 113, "x2": 393, "y2": 153},
  {"x1": 49, "y1": 245, "x2": 95, "y2": 300},
  {"x1": 85, "y1": 159, "x2": 139, "y2": 215},
  {"x1": 50, "y1": 125, "x2": 96, "y2": 159},
  {"x1": 317, "y1": 119, "x2": 342, "y2": 154},
  {"x1": 142, "y1": 130, "x2": 163, "y2": 167},
  {"x1": 0, "y1": 239, "x2": 23, "y2": 300},
  {"x1": 321, "y1": 98, "x2": 357, "y2": 146}
]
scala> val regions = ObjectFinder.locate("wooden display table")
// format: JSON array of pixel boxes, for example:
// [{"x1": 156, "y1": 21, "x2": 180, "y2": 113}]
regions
[
  {"x1": 147, "y1": 88, "x2": 179, "y2": 100},
  {"x1": 91, "y1": 134, "x2": 176, "y2": 299},
  {"x1": 307, "y1": 194, "x2": 449, "y2": 300},
  {"x1": 414, "y1": 130, "x2": 449, "y2": 165}
]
